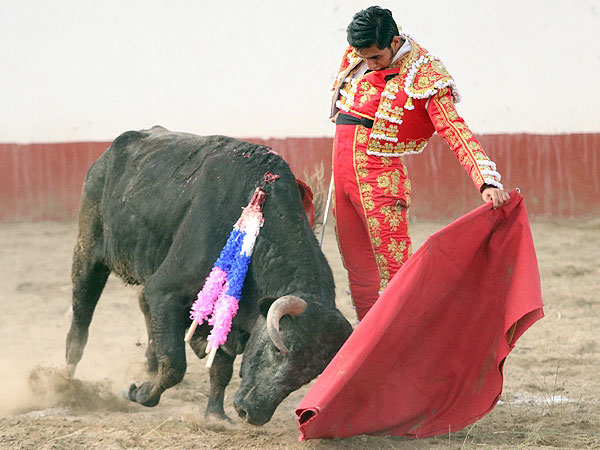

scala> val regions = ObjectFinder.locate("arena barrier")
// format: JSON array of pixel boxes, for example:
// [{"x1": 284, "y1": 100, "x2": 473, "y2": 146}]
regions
[{"x1": 1, "y1": 133, "x2": 598, "y2": 221}]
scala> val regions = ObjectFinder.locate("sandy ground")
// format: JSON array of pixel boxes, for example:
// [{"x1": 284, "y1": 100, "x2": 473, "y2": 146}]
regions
[{"x1": 0, "y1": 215, "x2": 599, "y2": 450}]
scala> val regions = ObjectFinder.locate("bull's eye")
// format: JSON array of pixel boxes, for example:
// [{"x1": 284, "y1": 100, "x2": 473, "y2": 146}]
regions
[{"x1": 271, "y1": 344, "x2": 287, "y2": 358}]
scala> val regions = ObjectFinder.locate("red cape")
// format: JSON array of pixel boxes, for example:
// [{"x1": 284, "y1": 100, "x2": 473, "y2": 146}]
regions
[{"x1": 296, "y1": 191, "x2": 544, "y2": 440}]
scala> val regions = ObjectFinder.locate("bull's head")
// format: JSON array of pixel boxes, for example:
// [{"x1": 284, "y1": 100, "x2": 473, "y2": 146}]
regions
[{"x1": 234, "y1": 295, "x2": 352, "y2": 425}]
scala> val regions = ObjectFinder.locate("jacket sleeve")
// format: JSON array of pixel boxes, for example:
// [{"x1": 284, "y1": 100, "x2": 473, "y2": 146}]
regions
[{"x1": 427, "y1": 88, "x2": 503, "y2": 191}]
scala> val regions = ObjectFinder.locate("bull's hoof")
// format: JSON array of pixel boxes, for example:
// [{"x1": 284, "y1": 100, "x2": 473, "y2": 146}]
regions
[
  {"x1": 121, "y1": 382, "x2": 138, "y2": 401},
  {"x1": 66, "y1": 364, "x2": 76, "y2": 378},
  {"x1": 204, "y1": 409, "x2": 234, "y2": 425},
  {"x1": 121, "y1": 381, "x2": 160, "y2": 407},
  {"x1": 203, "y1": 411, "x2": 235, "y2": 431}
]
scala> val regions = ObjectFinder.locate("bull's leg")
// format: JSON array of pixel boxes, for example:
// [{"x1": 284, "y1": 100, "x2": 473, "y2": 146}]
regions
[
  {"x1": 205, "y1": 350, "x2": 236, "y2": 422},
  {"x1": 190, "y1": 328, "x2": 238, "y2": 423},
  {"x1": 137, "y1": 287, "x2": 158, "y2": 373},
  {"x1": 65, "y1": 242, "x2": 110, "y2": 377},
  {"x1": 123, "y1": 290, "x2": 187, "y2": 407}
]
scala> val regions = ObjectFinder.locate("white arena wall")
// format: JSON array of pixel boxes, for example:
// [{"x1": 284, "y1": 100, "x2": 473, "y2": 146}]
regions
[
  {"x1": 1, "y1": 0, "x2": 599, "y2": 143},
  {"x1": 2, "y1": 1, "x2": 599, "y2": 221}
]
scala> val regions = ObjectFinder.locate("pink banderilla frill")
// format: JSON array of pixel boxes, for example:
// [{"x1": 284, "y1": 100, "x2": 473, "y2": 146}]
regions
[
  {"x1": 189, "y1": 267, "x2": 228, "y2": 325},
  {"x1": 184, "y1": 185, "x2": 267, "y2": 368},
  {"x1": 207, "y1": 294, "x2": 240, "y2": 348}
]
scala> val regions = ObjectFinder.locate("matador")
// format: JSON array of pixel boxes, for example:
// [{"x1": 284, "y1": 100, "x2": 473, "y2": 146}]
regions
[{"x1": 331, "y1": 7, "x2": 509, "y2": 320}]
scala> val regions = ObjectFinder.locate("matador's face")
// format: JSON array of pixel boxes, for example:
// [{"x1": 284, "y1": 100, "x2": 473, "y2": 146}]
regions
[{"x1": 355, "y1": 35, "x2": 403, "y2": 71}]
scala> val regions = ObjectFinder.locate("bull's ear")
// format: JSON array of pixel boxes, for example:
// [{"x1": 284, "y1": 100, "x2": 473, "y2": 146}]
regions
[{"x1": 257, "y1": 297, "x2": 276, "y2": 317}]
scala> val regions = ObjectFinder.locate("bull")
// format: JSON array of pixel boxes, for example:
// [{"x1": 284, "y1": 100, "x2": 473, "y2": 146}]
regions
[{"x1": 65, "y1": 126, "x2": 352, "y2": 425}]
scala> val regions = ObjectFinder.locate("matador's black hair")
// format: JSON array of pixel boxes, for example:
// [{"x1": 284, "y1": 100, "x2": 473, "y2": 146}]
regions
[{"x1": 346, "y1": 6, "x2": 400, "y2": 50}]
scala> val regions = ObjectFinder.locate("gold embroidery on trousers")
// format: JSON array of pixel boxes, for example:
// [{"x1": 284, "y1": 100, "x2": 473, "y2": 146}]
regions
[
  {"x1": 388, "y1": 238, "x2": 408, "y2": 264},
  {"x1": 367, "y1": 216, "x2": 382, "y2": 248},
  {"x1": 355, "y1": 151, "x2": 369, "y2": 177},
  {"x1": 359, "y1": 182, "x2": 375, "y2": 211},
  {"x1": 356, "y1": 126, "x2": 369, "y2": 145},
  {"x1": 380, "y1": 204, "x2": 405, "y2": 231},
  {"x1": 375, "y1": 253, "x2": 390, "y2": 289},
  {"x1": 380, "y1": 156, "x2": 393, "y2": 166},
  {"x1": 377, "y1": 170, "x2": 402, "y2": 196}
]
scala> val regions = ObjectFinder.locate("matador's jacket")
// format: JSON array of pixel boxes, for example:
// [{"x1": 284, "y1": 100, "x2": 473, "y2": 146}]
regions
[
  {"x1": 331, "y1": 32, "x2": 503, "y2": 191},
  {"x1": 331, "y1": 32, "x2": 503, "y2": 320}
]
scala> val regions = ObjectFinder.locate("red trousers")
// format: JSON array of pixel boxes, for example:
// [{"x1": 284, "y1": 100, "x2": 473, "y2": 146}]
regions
[{"x1": 333, "y1": 124, "x2": 412, "y2": 320}]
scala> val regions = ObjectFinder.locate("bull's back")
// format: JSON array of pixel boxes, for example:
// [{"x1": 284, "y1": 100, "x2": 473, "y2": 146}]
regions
[{"x1": 86, "y1": 126, "x2": 299, "y2": 284}]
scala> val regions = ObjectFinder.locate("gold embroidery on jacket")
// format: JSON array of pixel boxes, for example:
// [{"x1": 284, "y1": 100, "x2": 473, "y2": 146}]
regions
[
  {"x1": 431, "y1": 94, "x2": 487, "y2": 187},
  {"x1": 367, "y1": 38, "x2": 457, "y2": 156},
  {"x1": 371, "y1": 120, "x2": 400, "y2": 141},
  {"x1": 380, "y1": 98, "x2": 405, "y2": 122},
  {"x1": 368, "y1": 139, "x2": 428, "y2": 155},
  {"x1": 358, "y1": 81, "x2": 378, "y2": 106}
]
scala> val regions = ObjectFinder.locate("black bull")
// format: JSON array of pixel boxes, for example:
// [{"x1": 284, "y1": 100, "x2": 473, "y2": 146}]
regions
[{"x1": 65, "y1": 126, "x2": 352, "y2": 425}]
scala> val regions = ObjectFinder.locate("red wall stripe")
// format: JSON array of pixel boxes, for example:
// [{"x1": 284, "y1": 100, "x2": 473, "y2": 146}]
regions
[{"x1": 1, "y1": 133, "x2": 598, "y2": 221}]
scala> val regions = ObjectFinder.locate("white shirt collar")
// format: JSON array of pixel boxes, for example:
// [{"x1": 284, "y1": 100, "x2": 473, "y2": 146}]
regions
[
  {"x1": 392, "y1": 36, "x2": 411, "y2": 63},
  {"x1": 353, "y1": 36, "x2": 412, "y2": 78}
]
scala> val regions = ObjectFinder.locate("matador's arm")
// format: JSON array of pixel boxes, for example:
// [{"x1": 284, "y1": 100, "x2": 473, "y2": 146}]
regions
[{"x1": 427, "y1": 88, "x2": 503, "y2": 192}]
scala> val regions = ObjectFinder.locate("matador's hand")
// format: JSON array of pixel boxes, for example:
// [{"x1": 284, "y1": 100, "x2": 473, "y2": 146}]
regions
[{"x1": 481, "y1": 187, "x2": 510, "y2": 210}]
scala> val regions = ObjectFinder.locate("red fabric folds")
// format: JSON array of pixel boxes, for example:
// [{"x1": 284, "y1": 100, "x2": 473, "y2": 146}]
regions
[{"x1": 296, "y1": 191, "x2": 544, "y2": 441}]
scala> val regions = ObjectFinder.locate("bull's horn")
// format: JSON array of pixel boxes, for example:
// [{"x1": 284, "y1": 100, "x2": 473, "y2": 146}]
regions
[{"x1": 266, "y1": 295, "x2": 307, "y2": 354}]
